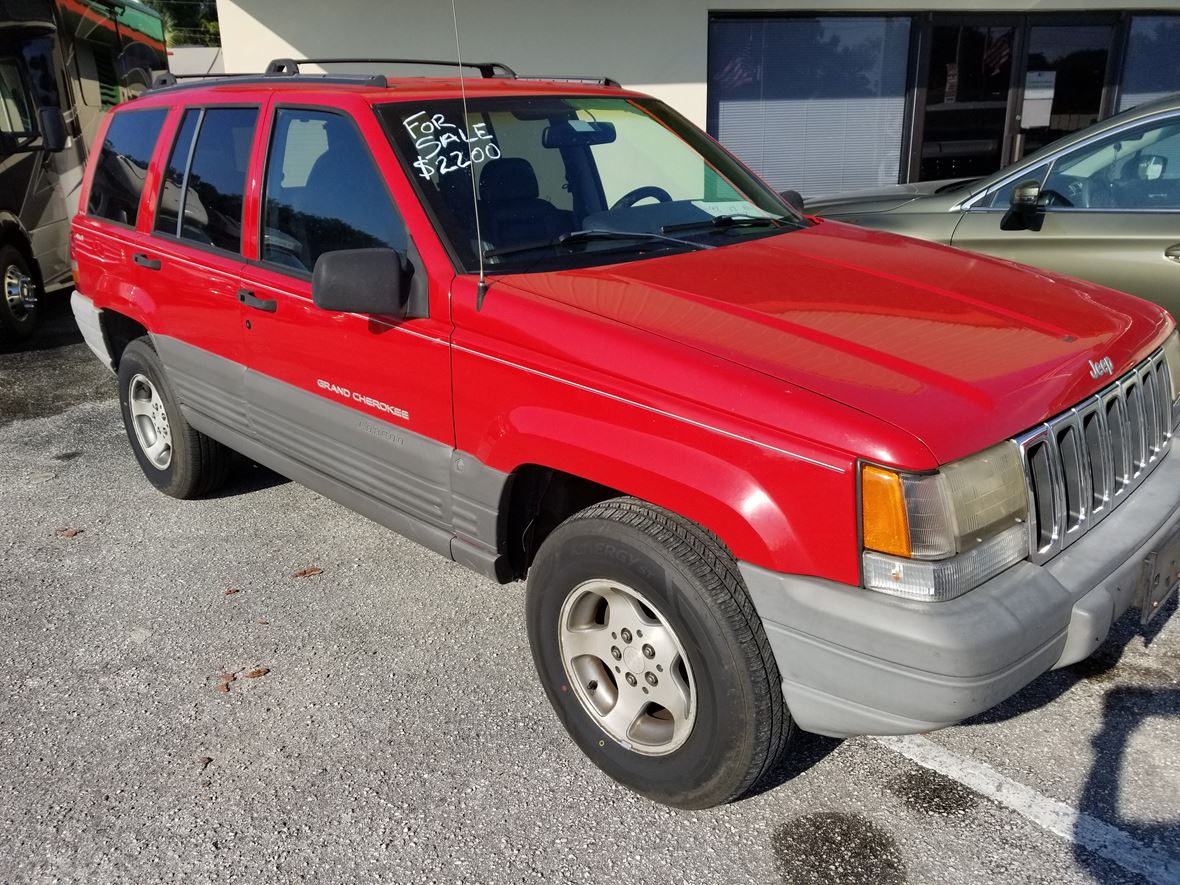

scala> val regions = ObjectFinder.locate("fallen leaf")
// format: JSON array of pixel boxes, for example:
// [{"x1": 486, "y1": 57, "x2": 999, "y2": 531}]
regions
[
  {"x1": 224, "y1": 588, "x2": 240, "y2": 596},
  {"x1": 257, "y1": 619, "x2": 269, "y2": 625},
  {"x1": 198, "y1": 756, "x2": 213, "y2": 772},
  {"x1": 214, "y1": 682, "x2": 230, "y2": 694},
  {"x1": 292, "y1": 566, "x2": 322, "y2": 578},
  {"x1": 55, "y1": 528, "x2": 83, "y2": 538},
  {"x1": 243, "y1": 667, "x2": 270, "y2": 679}
]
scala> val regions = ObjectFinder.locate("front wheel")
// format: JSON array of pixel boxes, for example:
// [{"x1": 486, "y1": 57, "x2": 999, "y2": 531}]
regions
[{"x1": 526, "y1": 497, "x2": 792, "y2": 808}]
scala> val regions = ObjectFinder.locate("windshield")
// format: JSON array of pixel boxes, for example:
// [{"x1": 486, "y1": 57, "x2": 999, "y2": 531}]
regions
[{"x1": 378, "y1": 96, "x2": 805, "y2": 273}]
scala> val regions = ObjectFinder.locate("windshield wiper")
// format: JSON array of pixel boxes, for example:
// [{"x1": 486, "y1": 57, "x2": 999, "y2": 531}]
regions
[
  {"x1": 484, "y1": 228, "x2": 712, "y2": 260},
  {"x1": 661, "y1": 214, "x2": 795, "y2": 235}
]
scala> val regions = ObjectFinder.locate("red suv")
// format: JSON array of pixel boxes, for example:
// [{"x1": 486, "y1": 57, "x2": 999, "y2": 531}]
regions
[{"x1": 70, "y1": 60, "x2": 1180, "y2": 809}]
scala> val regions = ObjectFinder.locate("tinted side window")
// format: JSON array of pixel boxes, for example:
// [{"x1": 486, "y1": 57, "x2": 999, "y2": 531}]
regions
[
  {"x1": 154, "y1": 110, "x2": 200, "y2": 236},
  {"x1": 0, "y1": 60, "x2": 33, "y2": 134},
  {"x1": 87, "y1": 108, "x2": 168, "y2": 225},
  {"x1": 263, "y1": 108, "x2": 406, "y2": 272},
  {"x1": 180, "y1": 108, "x2": 258, "y2": 252}
]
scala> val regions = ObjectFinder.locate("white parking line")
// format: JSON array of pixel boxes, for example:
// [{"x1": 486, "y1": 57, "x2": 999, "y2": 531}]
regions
[{"x1": 876, "y1": 734, "x2": 1180, "y2": 885}]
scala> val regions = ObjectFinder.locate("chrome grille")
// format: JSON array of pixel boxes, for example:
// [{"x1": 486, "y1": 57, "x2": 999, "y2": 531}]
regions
[{"x1": 1016, "y1": 348, "x2": 1175, "y2": 565}]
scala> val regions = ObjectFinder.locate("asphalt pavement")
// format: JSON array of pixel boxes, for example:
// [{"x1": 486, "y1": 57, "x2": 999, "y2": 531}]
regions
[{"x1": 0, "y1": 296, "x2": 1177, "y2": 884}]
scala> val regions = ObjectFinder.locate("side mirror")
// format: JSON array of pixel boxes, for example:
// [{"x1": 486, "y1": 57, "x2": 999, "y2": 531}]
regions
[
  {"x1": 1010, "y1": 179, "x2": 1042, "y2": 213},
  {"x1": 779, "y1": 189, "x2": 805, "y2": 213},
  {"x1": 312, "y1": 248, "x2": 409, "y2": 317},
  {"x1": 1002, "y1": 179, "x2": 1045, "y2": 231},
  {"x1": 38, "y1": 106, "x2": 67, "y2": 153}
]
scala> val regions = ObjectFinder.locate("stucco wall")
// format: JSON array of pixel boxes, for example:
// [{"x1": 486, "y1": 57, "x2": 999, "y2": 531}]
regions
[{"x1": 216, "y1": 1, "x2": 1180, "y2": 127}]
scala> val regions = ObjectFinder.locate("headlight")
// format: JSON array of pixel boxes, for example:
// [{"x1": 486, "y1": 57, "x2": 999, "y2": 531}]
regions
[{"x1": 860, "y1": 442, "x2": 1029, "y2": 601}]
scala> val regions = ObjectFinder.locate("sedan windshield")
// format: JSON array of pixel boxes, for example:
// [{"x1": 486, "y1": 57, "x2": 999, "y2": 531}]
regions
[{"x1": 378, "y1": 96, "x2": 805, "y2": 273}]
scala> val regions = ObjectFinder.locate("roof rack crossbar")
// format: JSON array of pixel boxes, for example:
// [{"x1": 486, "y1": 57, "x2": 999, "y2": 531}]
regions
[{"x1": 265, "y1": 57, "x2": 517, "y2": 79}]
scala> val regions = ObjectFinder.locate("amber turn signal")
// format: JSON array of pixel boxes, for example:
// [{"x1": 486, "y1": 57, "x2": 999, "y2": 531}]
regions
[{"x1": 861, "y1": 465, "x2": 912, "y2": 558}]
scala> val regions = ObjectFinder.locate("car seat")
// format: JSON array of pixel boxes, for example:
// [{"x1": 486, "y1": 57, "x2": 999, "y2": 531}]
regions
[{"x1": 478, "y1": 158, "x2": 572, "y2": 250}]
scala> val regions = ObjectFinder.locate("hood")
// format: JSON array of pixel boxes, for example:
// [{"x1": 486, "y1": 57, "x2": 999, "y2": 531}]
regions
[
  {"x1": 497, "y1": 220, "x2": 1172, "y2": 464},
  {"x1": 805, "y1": 178, "x2": 976, "y2": 216}
]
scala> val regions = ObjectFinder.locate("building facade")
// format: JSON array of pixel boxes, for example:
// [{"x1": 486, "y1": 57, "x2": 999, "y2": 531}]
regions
[{"x1": 216, "y1": 1, "x2": 1180, "y2": 195}]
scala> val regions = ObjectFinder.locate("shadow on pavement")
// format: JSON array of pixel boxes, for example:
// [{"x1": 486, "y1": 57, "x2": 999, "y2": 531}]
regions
[
  {"x1": 207, "y1": 458, "x2": 291, "y2": 498},
  {"x1": 1076, "y1": 686, "x2": 1180, "y2": 880},
  {"x1": 0, "y1": 290, "x2": 116, "y2": 426},
  {"x1": 742, "y1": 728, "x2": 842, "y2": 802}
]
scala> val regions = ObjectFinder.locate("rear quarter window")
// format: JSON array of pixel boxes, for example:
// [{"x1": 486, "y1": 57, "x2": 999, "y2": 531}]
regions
[{"x1": 87, "y1": 108, "x2": 168, "y2": 226}]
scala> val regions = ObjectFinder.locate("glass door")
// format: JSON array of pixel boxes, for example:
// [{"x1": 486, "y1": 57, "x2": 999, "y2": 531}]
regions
[
  {"x1": 913, "y1": 14, "x2": 1119, "y2": 181},
  {"x1": 918, "y1": 20, "x2": 1017, "y2": 180},
  {"x1": 1016, "y1": 23, "x2": 1114, "y2": 157}
]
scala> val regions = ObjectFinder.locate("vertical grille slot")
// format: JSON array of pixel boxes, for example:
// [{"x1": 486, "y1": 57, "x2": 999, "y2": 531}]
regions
[
  {"x1": 1025, "y1": 439, "x2": 1057, "y2": 555},
  {"x1": 1155, "y1": 361, "x2": 1172, "y2": 444},
  {"x1": 1125, "y1": 380, "x2": 1147, "y2": 475},
  {"x1": 1081, "y1": 407, "x2": 1111, "y2": 522},
  {"x1": 1017, "y1": 348, "x2": 1173, "y2": 566},
  {"x1": 1142, "y1": 370, "x2": 1160, "y2": 458},
  {"x1": 1056, "y1": 422, "x2": 1086, "y2": 538},
  {"x1": 1106, "y1": 394, "x2": 1130, "y2": 496}
]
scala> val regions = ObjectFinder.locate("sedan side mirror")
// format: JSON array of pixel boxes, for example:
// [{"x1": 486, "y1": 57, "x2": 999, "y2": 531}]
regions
[
  {"x1": 1010, "y1": 179, "x2": 1042, "y2": 212},
  {"x1": 38, "y1": 106, "x2": 67, "y2": 153},
  {"x1": 1002, "y1": 179, "x2": 1045, "y2": 231},
  {"x1": 312, "y1": 248, "x2": 410, "y2": 317}
]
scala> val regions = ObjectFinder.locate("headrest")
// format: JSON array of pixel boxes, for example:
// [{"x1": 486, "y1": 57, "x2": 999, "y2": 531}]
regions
[{"x1": 479, "y1": 158, "x2": 539, "y2": 202}]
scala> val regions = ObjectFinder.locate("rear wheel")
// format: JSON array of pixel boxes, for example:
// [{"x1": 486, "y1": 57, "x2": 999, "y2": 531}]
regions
[
  {"x1": 0, "y1": 244, "x2": 40, "y2": 348},
  {"x1": 526, "y1": 497, "x2": 791, "y2": 808},
  {"x1": 118, "y1": 337, "x2": 231, "y2": 498}
]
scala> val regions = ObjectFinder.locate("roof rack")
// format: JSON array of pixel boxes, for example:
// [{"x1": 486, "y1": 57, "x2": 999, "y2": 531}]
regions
[
  {"x1": 519, "y1": 75, "x2": 621, "y2": 88},
  {"x1": 149, "y1": 71, "x2": 390, "y2": 93},
  {"x1": 147, "y1": 59, "x2": 622, "y2": 94},
  {"x1": 265, "y1": 57, "x2": 518, "y2": 79}
]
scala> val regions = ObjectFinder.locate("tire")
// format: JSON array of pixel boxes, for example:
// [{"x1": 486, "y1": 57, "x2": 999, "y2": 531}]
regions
[
  {"x1": 117, "y1": 337, "x2": 231, "y2": 499},
  {"x1": 526, "y1": 497, "x2": 792, "y2": 809},
  {"x1": 0, "y1": 244, "x2": 40, "y2": 348}
]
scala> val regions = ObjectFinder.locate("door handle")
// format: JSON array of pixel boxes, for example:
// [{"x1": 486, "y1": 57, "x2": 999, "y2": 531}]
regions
[
  {"x1": 1165, "y1": 245, "x2": 1180, "y2": 263},
  {"x1": 238, "y1": 288, "x2": 277, "y2": 313},
  {"x1": 133, "y1": 253, "x2": 161, "y2": 270}
]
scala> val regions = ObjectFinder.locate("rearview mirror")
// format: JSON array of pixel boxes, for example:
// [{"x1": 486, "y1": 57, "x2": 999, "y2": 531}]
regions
[
  {"x1": 312, "y1": 248, "x2": 409, "y2": 317},
  {"x1": 38, "y1": 106, "x2": 67, "y2": 153},
  {"x1": 542, "y1": 120, "x2": 616, "y2": 148}
]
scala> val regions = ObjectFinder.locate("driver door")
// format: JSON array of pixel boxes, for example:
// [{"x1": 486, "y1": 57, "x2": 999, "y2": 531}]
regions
[{"x1": 951, "y1": 112, "x2": 1180, "y2": 316}]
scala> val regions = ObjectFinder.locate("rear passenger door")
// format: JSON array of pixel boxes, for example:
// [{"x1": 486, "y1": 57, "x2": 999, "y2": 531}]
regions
[
  {"x1": 140, "y1": 104, "x2": 260, "y2": 435},
  {"x1": 75, "y1": 105, "x2": 169, "y2": 318},
  {"x1": 237, "y1": 105, "x2": 456, "y2": 548}
]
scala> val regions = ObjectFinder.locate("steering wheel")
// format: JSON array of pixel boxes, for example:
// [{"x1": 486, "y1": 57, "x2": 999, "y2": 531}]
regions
[{"x1": 610, "y1": 186, "x2": 673, "y2": 211}]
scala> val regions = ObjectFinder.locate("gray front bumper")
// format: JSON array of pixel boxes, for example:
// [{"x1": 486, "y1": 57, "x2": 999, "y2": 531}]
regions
[{"x1": 740, "y1": 449, "x2": 1180, "y2": 738}]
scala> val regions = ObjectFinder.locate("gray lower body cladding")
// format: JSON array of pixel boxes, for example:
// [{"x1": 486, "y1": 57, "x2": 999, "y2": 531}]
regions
[
  {"x1": 152, "y1": 334, "x2": 510, "y2": 581},
  {"x1": 741, "y1": 448, "x2": 1180, "y2": 738}
]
